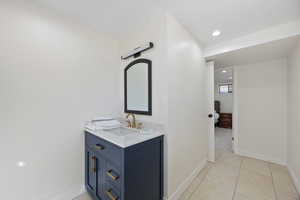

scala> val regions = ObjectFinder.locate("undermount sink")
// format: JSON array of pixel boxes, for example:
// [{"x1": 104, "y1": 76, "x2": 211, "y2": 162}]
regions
[
  {"x1": 106, "y1": 127, "x2": 152, "y2": 137},
  {"x1": 107, "y1": 127, "x2": 139, "y2": 136}
]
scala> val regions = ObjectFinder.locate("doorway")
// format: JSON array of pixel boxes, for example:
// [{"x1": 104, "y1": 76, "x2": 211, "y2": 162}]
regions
[
  {"x1": 207, "y1": 62, "x2": 235, "y2": 162},
  {"x1": 214, "y1": 67, "x2": 233, "y2": 159}
]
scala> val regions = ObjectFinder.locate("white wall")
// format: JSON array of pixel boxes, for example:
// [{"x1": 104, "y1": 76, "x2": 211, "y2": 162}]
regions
[
  {"x1": 0, "y1": 1, "x2": 120, "y2": 200},
  {"x1": 214, "y1": 83, "x2": 233, "y2": 113},
  {"x1": 234, "y1": 59, "x2": 287, "y2": 164},
  {"x1": 287, "y1": 40, "x2": 300, "y2": 192},
  {"x1": 119, "y1": 10, "x2": 168, "y2": 124},
  {"x1": 166, "y1": 14, "x2": 208, "y2": 199}
]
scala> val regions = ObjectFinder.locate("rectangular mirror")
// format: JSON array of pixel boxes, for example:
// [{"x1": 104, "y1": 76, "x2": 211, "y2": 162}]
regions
[{"x1": 124, "y1": 59, "x2": 152, "y2": 115}]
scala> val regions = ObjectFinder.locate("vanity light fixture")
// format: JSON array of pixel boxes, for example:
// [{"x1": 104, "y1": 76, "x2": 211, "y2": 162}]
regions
[
  {"x1": 222, "y1": 70, "x2": 227, "y2": 73},
  {"x1": 212, "y1": 30, "x2": 221, "y2": 37},
  {"x1": 121, "y1": 42, "x2": 154, "y2": 60}
]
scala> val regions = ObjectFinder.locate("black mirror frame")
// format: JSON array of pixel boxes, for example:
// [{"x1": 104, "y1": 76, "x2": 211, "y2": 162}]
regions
[{"x1": 124, "y1": 58, "x2": 152, "y2": 116}]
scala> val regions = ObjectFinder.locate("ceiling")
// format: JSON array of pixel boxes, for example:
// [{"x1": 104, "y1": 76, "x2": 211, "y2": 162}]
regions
[
  {"x1": 207, "y1": 35, "x2": 300, "y2": 68},
  {"x1": 215, "y1": 67, "x2": 233, "y2": 83},
  {"x1": 35, "y1": 0, "x2": 164, "y2": 39},
  {"x1": 34, "y1": 0, "x2": 300, "y2": 47},
  {"x1": 165, "y1": 0, "x2": 300, "y2": 47}
]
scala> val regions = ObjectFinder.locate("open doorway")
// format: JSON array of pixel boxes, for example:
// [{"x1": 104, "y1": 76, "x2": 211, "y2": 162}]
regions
[
  {"x1": 207, "y1": 36, "x2": 300, "y2": 168},
  {"x1": 214, "y1": 67, "x2": 233, "y2": 158},
  {"x1": 207, "y1": 63, "x2": 235, "y2": 162}
]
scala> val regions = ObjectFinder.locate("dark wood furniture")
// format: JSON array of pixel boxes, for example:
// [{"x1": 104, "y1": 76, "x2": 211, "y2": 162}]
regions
[
  {"x1": 214, "y1": 101, "x2": 220, "y2": 114},
  {"x1": 214, "y1": 101, "x2": 221, "y2": 127},
  {"x1": 218, "y1": 113, "x2": 232, "y2": 129},
  {"x1": 85, "y1": 131, "x2": 164, "y2": 200}
]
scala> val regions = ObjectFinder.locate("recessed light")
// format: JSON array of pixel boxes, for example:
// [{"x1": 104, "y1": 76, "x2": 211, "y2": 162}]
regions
[
  {"x1": 17, "y1": 161, "x2": 26, "y2": 167},
  {"x1": 212, "y1": 30, "x2": 221, "y2": 37},
  {"x1": 222, "y1": 70, "x2": 227, "y2": 73}
]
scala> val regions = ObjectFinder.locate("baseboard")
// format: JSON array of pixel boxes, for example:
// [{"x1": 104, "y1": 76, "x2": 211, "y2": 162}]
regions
[
  {"x1": 287, "y1": 165, "x2": 300, "y2": 195},
  {"x1": 167, "y1": 159, "x2": 207, "y2": 200},
  {"x1": 236, "y1": 149, "x2": 286, "y2": 165},
  {"x1": 79, "y1": 185, "x2": 87, "y2": 195},
  {"x1": 48, "y1": 185, "x2": 85, "y2": 200}
]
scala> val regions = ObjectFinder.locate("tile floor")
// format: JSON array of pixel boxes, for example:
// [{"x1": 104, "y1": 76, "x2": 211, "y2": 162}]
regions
[
  {"x1": 179, "y1": 128, "x2": 300, "y2": 200},
  {"x1": 75, "y1": 128, "x2": 300, "y2": 200},
  {"x1": 215, "y1": 127, "x2": 233, "y2": 153},
  {"x1": 74, "y1": 193, "x2": 92, "y2": 200}
]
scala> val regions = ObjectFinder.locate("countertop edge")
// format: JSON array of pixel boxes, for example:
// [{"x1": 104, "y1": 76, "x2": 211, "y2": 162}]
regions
[{"x1": 85, "y1": 128, "x2": 164, "y2": 148}]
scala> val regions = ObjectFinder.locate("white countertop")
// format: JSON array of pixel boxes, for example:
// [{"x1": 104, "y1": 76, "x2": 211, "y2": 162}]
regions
[{"x1": 85, "y1": 127, "x2": 164, "y2": 148}]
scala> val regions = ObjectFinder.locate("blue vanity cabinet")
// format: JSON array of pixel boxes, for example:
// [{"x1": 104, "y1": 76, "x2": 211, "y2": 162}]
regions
[
  {"x1": 85, "y1": 148, "x2": 97, "y2": 192},
  {"x1": 85, "y1": 131, "x2": 164, "y2": 200},
  {"x1": 86, "y1": 146, "x2": 107, "y2": 200}
]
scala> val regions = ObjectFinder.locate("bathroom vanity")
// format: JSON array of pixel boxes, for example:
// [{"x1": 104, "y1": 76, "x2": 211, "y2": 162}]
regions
[
  {"x1": 85, "y1": 127, "x2": 164, "y2": 200},
  {"x1": 85, "y1": 56, "x2": 162, "y2": 200}
]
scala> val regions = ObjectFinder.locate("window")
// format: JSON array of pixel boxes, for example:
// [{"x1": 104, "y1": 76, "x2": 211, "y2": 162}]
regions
[{"x1": 219, "y1": 84, "x2": 232, "y2": 94}]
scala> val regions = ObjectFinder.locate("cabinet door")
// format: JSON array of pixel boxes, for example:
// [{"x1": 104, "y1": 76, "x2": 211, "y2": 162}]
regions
[
  {"x1": 86, "y1": 149, "x2": 97, "y2": 192},
  {"x1": 86, "y1": 149, "x2": 106, "y2": 200}
]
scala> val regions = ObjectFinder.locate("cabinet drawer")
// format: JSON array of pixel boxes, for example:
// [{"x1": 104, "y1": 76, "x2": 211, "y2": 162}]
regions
[
  {"x1": 85, "y1": 132, "x2": 122, "y2": 166},
  {"x1": 105, "y1": 161, "x2": 121, "y2": 190},
  {"x1": 104, "y1": 182, "x2": 121, "y2": 200}
]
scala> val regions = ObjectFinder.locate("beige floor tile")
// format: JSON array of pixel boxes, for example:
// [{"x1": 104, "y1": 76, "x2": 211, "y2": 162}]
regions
[
  {"x1": 178, "y1": 129, "x2": 299, "y2": 200},
  {"x1": 215, "y1": 128, "x2": 233, "y2": 153},
  {"x1": 178, "y1": 163, "x2": 212, "y2": 200},
  {"x1": 233, "y1": 192, "x2": 252, "y2": 200},
  {"x1": 73, "y1": 193, "x2": 93, "y2": 200},
  {"x1": 206, "y1": 162, "x2": 240, "y2": 183},
  {"x1": 179, "y1": 189, "x2": 193, "y2": 200},
  {"x1": 236, "y1": 169, "x2": 276, "y2": 200},
  {"x1": 270, "y1": 163, "x2": 300, "y2": 200},
  {"x1": 241, "y1": 157, "x2": 271, "y2": 177},
  {"x1": 216, "y1": 151, "x2": 243, "y2": 168},
  {"x1": 276, "y1": 193, "x2": 300, "y2": 200},
  {"x1": 190, "y1": 176, "x2": 236, "y2": 200},
  {"x1": 190, "y1": 160, "x2": 238, "y2": 200},
  {"x1": 215, "y1": 149, "x2": 223, "y2": 161}
]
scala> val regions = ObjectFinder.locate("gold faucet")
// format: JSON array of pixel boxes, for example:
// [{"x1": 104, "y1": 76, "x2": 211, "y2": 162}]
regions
[
  {"x1": 126, "y1": 113, "x2": 143, "y2": 129},
  {"x1": 126, "y1": 113, "x2": 137, "y2": 128}
]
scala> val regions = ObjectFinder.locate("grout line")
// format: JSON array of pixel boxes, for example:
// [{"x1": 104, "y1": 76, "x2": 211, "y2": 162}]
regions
[
  {"x1": 268, "y1": 163, "x2": 279, "y2": 200},
  {"x1": 231, "y1": 157, "x2": 244, "y2": 200}
]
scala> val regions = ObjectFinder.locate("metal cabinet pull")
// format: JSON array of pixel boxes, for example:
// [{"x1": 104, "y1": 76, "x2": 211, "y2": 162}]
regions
[
  {"x1": 107, "y1": 170, "x2": 119, "y2": 180},
  {"x1": 91, "y1": 156, "x2": 97, "y2": 173},
  {"x1": 106, "y1": 189, "x2": 118, "y2": 200},
  {"x1": 94, "y1": 144, "x2": 105, "y2": 150}
]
